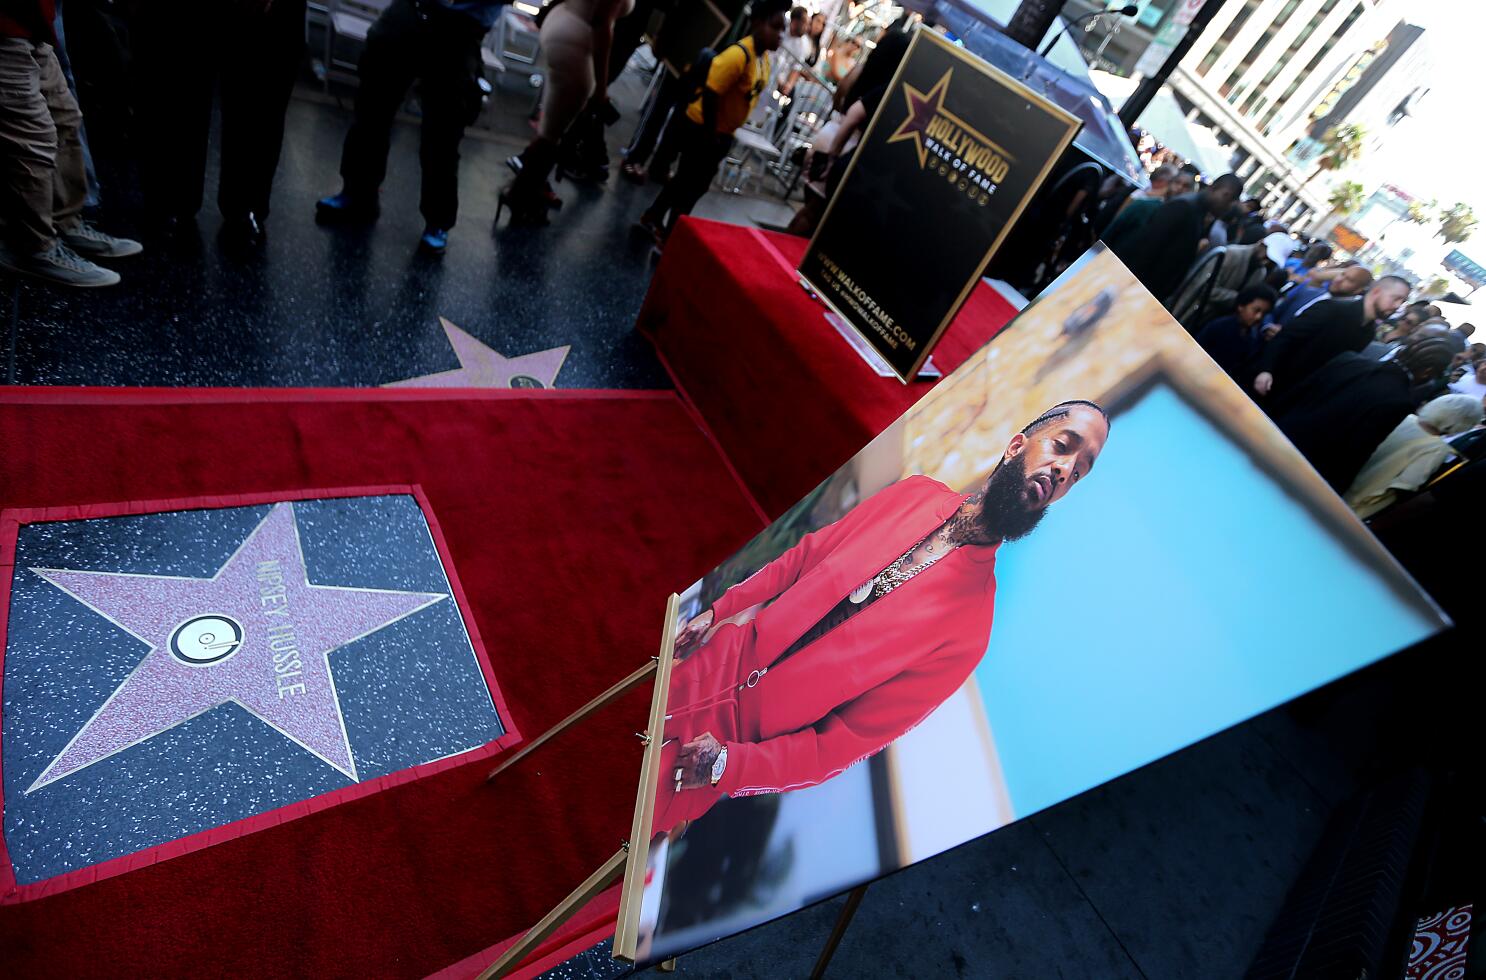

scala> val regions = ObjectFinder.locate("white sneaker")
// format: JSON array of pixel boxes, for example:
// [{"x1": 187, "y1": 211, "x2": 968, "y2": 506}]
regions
[
  {"x1": 0, "y1": 241, "x2": 122, "y2": 287},
  {"x1": 61, "y1": 222, "x2": 143, "y2": 259}
]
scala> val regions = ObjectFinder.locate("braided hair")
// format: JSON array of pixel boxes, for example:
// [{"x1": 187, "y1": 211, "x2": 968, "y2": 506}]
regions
[{"x1": 1020, "y1": 400, "x2": 1109, "y2": 436}]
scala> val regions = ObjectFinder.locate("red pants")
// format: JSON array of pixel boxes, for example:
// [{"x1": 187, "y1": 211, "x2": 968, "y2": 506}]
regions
[{"x1": 651, "y1": 621, "x2": 758, "y2": 833}]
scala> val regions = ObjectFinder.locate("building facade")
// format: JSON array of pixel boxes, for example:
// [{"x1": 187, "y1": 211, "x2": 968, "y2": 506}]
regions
[{"x1": 1065, "y1": 0, "x2": 1419, "y2": 231}]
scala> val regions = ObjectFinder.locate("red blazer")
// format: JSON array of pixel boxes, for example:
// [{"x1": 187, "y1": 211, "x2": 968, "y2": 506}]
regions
[{"x1": 656, "y1": 476, "x2": 998, "y2": 830}]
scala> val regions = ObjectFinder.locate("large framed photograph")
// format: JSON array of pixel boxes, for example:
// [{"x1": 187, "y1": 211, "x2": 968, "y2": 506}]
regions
[
  {"x1": 614, "y1": 245, "x2": 1447, "y2": 965},
  {"x1": 799, "y1": 27, "x2": 1081, "y2": 381}
]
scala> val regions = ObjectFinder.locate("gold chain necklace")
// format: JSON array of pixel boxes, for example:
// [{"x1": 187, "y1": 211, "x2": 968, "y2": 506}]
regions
[{"x1": 849, "y1": 522, "x2": 959, "y2": 604}]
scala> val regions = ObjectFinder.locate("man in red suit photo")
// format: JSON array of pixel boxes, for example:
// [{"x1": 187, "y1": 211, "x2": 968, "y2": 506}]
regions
[{"x1": 653, "y1": 399, "x2": 1111, "y2": 833}]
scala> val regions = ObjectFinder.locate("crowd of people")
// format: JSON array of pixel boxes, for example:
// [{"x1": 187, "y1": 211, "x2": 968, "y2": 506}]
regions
[
  {"x1": 0, "y1": 0, "x2": 802, "y2": 286},
  {"x1": 1104, "y1": 160, "x2": 1485, "y2": 524}
]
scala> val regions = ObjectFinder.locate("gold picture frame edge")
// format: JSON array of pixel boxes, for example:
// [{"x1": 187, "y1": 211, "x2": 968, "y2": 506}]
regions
[
  {"x1": 1126, "y1": 351, "x2": 1453, "y2": 627},
  {"x1": 613, "y1": 592, "x2": 682, "y2": 962}
]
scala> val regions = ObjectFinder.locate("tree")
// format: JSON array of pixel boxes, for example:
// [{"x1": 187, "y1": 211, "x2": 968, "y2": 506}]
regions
[
  {"x1": 1422, "y1": 276, "x2": 1451, "y2": 298},
  {"x1": 1302, "y1": 124, "x2": 1366, "y2": 186},
  {"x1": 1405, "y1": 198, "x2": 1437, "y2": 226},
  {"x1": 1380, "y1": 196, "x2": 1435, "y2": 238},
  {"x1": 1327, "y1": 181, "x2": 1366, "y2": 217},
  {"x1": 1436, "y1": 202, "x2": 1478, "y2": 246}
]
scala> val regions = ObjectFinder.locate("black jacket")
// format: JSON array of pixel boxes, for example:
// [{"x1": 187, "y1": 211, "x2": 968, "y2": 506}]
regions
[
  {"x1": 1109, "y1": 192, "x2": 1208, "y2": 305},
  {"x1": 1273, "y1": 353, "x2": 1416, "y2": 492},
  {"x1": 1257, "y1": 296, "x2": 1374, "y2": 399}
]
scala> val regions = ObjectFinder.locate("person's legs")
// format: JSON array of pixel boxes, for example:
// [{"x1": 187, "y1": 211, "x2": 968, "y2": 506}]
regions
[
  {"x1": 535, "y1": 8, "x2": 594, "y2": 144},
  {"x1": 647, "y1": 105, "x2": 687, "y2": 182},
  {"x1": 218, "y1": 0, "x2": 307, "y2": 226},
  {"x1": 329, "y1": 0, "x2": 420, "y2": 209},
  {"x1": 515, "y1": 9, "x2": 593, "y2": 193},
  {"x1": 650, "y1": 122, "x2": 728, "y2": 235},
  {"x1": 0, "y1": 39, "x2": 62, "y2": 254},
  {"x1": 621, "y1": 71, "x2": 683, "y2": 175},
  {"x1": 37, "y1": 39, "x2": 88, "y2": 236},
  {"x1": 52, "y1": 0, "x2": 101, "y2": 207},
  {"x1": 132, "y1": 0, "x2": 214, "y2": 223},
  {"x1": 412, "y1": 6, "x2": 484, "y2": 236},
  {"x1": 41, "y1": 41, "x2": 140, "y2": 262},
  {"x1": 0, "y1": 39, "x2": 124, "y2": 285},
  {"x1": 640, "y1": 119, "x2": 703, "y2": 223}
]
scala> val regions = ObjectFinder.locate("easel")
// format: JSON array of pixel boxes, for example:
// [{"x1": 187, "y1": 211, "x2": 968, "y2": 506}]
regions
[
  {"x1": 478, "y1": 594, "x2": 680, "y2": 980},
  {"x1": 479, "y1": 593, "x2": 871, "y2": 979}
]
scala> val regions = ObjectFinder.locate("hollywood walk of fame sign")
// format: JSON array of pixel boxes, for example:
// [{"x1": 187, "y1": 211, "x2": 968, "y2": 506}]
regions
[
  {"x1": 798, "y1": 27, "x2": 1081, "y2": 381},
  {"x1": 0, "y1": 488, "x2": 519, "y2": 900},
  {"x1": 383, "y1": 317, "x2": 569, "y2": 389}
]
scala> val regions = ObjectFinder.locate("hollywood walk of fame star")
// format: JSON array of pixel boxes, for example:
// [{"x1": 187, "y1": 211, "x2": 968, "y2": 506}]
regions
[
  {"x1": 26, "y1": 502, "x2": 447, "y2": 793},
  {"x1": 383, "y1": 317, "x2": 569, "y2": 389},
  {"x1": 887, "y1": 68, "x2": 953, "y2": 169}
]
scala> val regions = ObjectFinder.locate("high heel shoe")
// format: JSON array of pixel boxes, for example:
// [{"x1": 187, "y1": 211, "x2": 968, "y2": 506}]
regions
[
  {"x1": 495, "y1": 186, "x2": 551, "y2": 228},
  {"x1": 505, "y1": 154, "x2": 563, "y2": 211}
]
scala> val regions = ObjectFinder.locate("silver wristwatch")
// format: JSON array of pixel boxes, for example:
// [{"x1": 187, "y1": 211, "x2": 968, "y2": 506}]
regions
[{"x1": 709, "y1": 746, "x2": 729, "y2": 786}]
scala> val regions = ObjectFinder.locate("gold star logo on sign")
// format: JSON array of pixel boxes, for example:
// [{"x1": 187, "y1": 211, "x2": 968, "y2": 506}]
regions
[{"x1": 886, "y1": 68, "x2": 1016, "y2": 185}]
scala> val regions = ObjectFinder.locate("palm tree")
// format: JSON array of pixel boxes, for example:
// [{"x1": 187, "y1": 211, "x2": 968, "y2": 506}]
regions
[
  {"x1": 1421, "y1": 276, "x2": 1451, "y2": 298},
  {"x1": 1436, "y1": 202, "x2": 1478, "y2": 247},
  {"x1": 1302, "y1": 124, "x2": 1366, "y2": 187},
  {"x1": 1405, "y1": 198, "x2": 1437, "y2": 226},
  {"x1": 1380, "y1": 196, "x2": 1435, "y2": 238},
  {"x1": 1327, "y1": 181, "x2": 1366, "y2": 217}
]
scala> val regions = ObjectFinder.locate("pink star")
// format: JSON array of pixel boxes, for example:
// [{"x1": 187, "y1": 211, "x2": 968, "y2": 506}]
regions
[
  {"x1": 383, "y1": 318, "x2": 570, "y2": 388},
  {"x1": 26, "y1": 503, "x2": 446, "y2": 792}
]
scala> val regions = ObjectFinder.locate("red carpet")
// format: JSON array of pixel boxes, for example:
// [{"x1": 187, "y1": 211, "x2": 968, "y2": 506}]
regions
[
  {"x1": 0, "y1": 387, "x2": 765, "y2": 978},
  {"x1": 640, "y1": 219, "x2": 1019, "y2": 517}
]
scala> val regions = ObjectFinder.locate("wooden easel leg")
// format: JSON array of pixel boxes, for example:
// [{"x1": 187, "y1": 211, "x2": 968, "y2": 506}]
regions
[
  {"x1": 657, "y1": 957, "x2": 679, "y2": 972},
  {"x1": 488, "y1": 659, "x2": 660, "y2": 781},
  {"x1": 808, "y1": 885, "x2": 868, "y2": 980},
  {"x1": 476, "y1": 848, "x2": 630, "y2": 980}
]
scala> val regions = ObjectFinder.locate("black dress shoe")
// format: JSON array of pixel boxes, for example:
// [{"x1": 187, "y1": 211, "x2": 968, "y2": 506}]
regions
[{"x1": 220, "y1": 212, "x2": 266, "y2": 251}]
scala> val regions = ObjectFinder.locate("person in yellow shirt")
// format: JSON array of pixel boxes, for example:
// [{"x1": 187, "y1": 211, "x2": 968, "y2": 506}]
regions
[{"x1": 634, "y1": 0, "x2": 788, "y2": 248}]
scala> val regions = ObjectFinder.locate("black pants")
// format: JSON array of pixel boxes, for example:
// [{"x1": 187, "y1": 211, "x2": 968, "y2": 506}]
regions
[
  {"x1": 59, "y1": 0, "x2": 132, "y2": 148},
  {"x1": 339, "y1": 0, "x2": 485, "y2": 229},
  {"x1": 645, "y1": 119, "x2": 731, "y2": 232},
  {"x1": 133, "y1": 0, "x2": 306, "y2": 221}
]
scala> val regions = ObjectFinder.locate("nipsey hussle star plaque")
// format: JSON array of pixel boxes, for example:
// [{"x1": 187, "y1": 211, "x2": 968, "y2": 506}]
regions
[{"x1": 0, "y1": 487, "x2": 519, "y2": 902}]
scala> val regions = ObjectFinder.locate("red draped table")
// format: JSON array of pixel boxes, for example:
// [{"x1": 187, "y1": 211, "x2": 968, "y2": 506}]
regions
[{"x1": 638, "y1": 218, "x2": 1021, "y2": 518}]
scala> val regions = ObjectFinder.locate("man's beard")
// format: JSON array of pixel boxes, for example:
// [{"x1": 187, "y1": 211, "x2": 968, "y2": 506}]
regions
[{"x1": 974, "y1": 453, "x2": 1048, "y2": 543}]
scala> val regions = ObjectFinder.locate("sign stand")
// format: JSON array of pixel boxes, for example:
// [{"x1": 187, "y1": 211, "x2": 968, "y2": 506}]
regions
[
  {"x1": 475, "y1": 847, "x2": 630, "y2": 980},
  {"x1": 479, "y1": 594, "x2": 680, "y2": 979},
  {"x1": 811, "y1": 884, "x2": 870, "y2": 980},
  {"x1": 485, "y1": 659, "x2": 662, "y2": 782},
  {"x1": 481, "y1": 594, "x2": 870, "y2": 979}
]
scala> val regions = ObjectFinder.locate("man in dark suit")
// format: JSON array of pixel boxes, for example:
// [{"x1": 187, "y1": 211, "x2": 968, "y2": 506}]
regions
[
  {"x1": 1271, "y1": 263, "x2": 1372, "y2": 326},
  {"x1": 1109, "y1": 173, "x2": 1243, "y2": 306},
  {"x1": 1273, "y1": 339, "x2": 1457, "y2": 492},
  {"x1": 1252, "y1": 275, "x2": 1411, "y2": 404}
]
